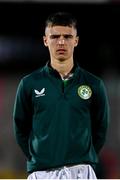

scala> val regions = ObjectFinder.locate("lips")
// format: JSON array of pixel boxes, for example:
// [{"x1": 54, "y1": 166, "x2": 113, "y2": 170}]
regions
[{"x1": 56, "y1": 49, "x2": 66, "y2": 52}]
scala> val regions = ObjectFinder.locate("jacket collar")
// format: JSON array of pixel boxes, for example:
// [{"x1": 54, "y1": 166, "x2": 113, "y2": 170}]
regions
[{"x1": 44, "y1": 60, "x2": 80, "y2": 79}]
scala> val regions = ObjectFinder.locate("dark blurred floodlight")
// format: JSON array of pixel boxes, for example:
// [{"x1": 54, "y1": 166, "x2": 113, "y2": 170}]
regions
[
  {"x1": 38, "y1": 0, "x2": 108, "y2": 1},
  {"x1": 0, "y1": 37, "x2": 42, "y2": 61},
  {"x1": 0, "y1": 0, "x2": 110, "y2": 2}
]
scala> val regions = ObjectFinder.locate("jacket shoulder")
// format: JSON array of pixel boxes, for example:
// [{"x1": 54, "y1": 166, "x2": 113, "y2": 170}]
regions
[
  {"x1": 80, "y1": 67, "x2": 103, "y2": 84},
  {"x1": 22, "y1": 66, "x2": 46, "y2": 82}
]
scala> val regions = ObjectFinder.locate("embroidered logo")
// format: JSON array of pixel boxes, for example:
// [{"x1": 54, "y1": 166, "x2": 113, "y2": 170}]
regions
[
  {"x1": 78, "y1": 85, "x2": 92, "y2": 100},
  {"x1": 34, "y1": 88, "x2": 45, "y2": 97}
]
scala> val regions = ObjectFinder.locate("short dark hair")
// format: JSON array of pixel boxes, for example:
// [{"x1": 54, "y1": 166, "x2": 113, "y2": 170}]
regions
[{"x1": 45, "y1": 11, "x2": 77, "y2": 30}]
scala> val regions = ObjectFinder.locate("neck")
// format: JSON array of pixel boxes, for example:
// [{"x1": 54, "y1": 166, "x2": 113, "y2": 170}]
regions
[{"x1": 50, "y1": 59, "x2": 74, "y2": 77}]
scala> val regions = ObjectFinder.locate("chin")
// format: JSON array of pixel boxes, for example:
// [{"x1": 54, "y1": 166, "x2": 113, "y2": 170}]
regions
[
  {"x1": 58, "y1": 59, "x2": 67, "y2": 63},
  {"x1": 57, "y1": 56, "x2": 67, "y2": 62}
]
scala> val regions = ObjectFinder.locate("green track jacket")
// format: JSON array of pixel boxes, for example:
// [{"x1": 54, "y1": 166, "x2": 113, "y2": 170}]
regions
[{"x1": 13, "y1": 63, "x2": 109, "y2": 173}]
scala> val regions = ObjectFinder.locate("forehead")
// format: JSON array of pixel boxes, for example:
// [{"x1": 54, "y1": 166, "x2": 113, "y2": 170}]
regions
[{"x1": 45, "y1": 25, "x2": 77, "y2": 35}]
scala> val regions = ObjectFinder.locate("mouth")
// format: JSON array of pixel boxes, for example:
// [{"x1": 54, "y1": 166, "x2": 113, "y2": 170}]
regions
[{"x1": 56, "y1": 49, "x2": 66, "y2": 54}]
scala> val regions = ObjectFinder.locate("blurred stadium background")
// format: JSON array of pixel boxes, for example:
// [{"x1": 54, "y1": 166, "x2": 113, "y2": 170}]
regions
[{"x1": 0, "y1": 0, "x2": 120, "y2": 178}]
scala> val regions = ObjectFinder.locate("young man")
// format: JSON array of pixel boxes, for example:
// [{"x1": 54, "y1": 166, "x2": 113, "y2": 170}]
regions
[{"x1": 13, "y1": 12, "x2": 109, "y2": 179}]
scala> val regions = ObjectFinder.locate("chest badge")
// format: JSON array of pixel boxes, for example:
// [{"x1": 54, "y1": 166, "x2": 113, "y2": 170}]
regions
[{"x1": 78, "y1": 85, "x2": 92, "y2": 100}]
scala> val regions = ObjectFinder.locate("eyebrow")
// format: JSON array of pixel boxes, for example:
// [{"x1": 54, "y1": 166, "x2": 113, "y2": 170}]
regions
[{"x1": 49, "y1": 34, "x2": 74, "y2": 39}]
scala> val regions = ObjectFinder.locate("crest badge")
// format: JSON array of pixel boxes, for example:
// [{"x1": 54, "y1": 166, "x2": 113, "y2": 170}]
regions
[{"x1": 78, "y1": 85, "x2": 92, "y2": 100}]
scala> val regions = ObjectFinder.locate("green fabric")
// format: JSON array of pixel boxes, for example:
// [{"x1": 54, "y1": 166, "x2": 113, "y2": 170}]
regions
[
  {"x1": 63, "y1": 79, "x2": 68, "y2": 87},
  {"x1": 13, "y1": 64, "x2": 109, "y2": 173}
]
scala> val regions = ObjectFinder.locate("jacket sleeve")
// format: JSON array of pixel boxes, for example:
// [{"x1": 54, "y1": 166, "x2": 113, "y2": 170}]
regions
[
  {"x1": 91, "y1": 79, "x2": 110, "y2": 154},
  {"x1": 13, "y1": 78, "x2": 32, "y2": 160}
]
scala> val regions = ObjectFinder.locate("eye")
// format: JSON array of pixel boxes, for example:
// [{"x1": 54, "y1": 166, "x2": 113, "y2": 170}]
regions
[
  {"x1": 50, "y1": 35, "x2": 60, "y2": 39},
  {"x1": 64, "y1": 35, "x2": 73, "y2": 39}
]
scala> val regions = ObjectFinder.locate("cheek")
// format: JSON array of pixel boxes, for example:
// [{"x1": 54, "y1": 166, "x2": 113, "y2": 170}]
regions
[
  {"x1": 49, "y1": 41, "x2": 56, "y2": 47},
  {"x1": 48, "y1": 43, "x2": 56, "y2": 53},
  {"x1": 69, "y1": 44, "x2": 75, "y2": 51}
]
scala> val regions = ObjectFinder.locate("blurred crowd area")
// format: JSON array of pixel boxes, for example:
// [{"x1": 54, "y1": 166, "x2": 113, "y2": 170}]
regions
[{"x1": 1, "y1": 1, "x2": 120, "y2": 179}]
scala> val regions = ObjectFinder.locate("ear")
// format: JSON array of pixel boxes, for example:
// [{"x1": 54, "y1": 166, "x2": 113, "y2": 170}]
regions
[
  {"x1": 43, "y1": 36, "x2": 48, "y2": 47},
  {"x1": 74, "y1": 36, "x2": 79, "y2": 47}
]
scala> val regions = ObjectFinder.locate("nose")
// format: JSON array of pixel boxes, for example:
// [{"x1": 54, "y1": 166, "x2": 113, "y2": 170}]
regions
[{"x1": 58, "y1": 36, "x2": 65, "y2": 45}]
